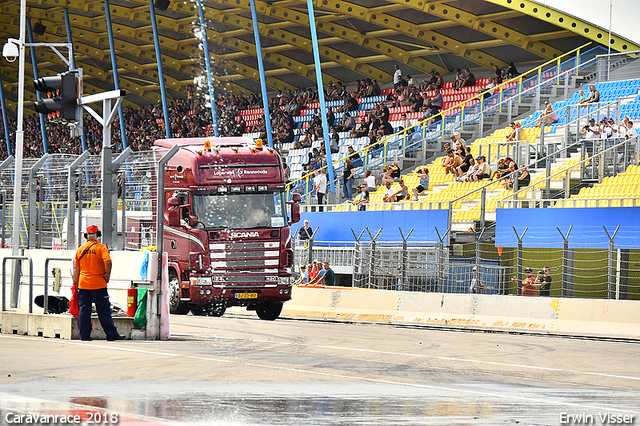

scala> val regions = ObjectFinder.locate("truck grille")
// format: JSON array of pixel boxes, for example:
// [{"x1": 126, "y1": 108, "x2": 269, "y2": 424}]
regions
[{"x1": 209, "y1": 240, "x2": 280, "y2": 269}]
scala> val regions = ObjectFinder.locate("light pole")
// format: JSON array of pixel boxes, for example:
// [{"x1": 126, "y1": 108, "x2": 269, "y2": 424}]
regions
[{"x1": 2, "y1": 0, "x2": 27, "y2": 306}]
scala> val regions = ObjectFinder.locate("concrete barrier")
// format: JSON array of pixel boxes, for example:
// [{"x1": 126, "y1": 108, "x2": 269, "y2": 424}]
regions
[
  {"x1": 0, "y1": 249, "x2": 153, "y2": 339},
  {"x1": 284, "y1": 286, "x2": 640, "y2": 340}
]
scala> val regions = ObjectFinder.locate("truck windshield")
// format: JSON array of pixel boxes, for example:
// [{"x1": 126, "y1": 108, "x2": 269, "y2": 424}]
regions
[{"x1": 191, "y1": 192, "x2": 287, "y2": 229}]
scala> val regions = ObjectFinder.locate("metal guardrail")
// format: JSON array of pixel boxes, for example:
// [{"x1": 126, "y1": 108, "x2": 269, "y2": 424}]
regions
[{"x1": 1, "y1": 256, "x2": 34, "y2": 313}]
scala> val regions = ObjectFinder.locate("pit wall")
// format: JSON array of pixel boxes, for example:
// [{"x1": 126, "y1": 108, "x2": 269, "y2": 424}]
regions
[
  {"x1": 0, "y1": 249, "x2": 149, "y2": 339},
  {"x1": 284, "y1": 287, "x2": 640, "y2": 340}
]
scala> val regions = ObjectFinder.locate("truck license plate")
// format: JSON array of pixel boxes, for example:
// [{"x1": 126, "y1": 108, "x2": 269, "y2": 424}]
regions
[{"x1": 235, "y1": 292, "x2": 258, "y2": 299}]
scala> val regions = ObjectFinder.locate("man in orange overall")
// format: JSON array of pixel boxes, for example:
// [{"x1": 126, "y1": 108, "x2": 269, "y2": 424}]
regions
[{"x1": 73, "y1": 225, "x2": 122, "y2": 341}]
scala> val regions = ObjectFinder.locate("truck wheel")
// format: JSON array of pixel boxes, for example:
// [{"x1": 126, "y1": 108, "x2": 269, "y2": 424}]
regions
[
  {"x1": 169, "y1": 271, "x2": 190, "y2": 315},
  {"x1": 255, "y1": 303, "x2": 283, "y2": 321}
]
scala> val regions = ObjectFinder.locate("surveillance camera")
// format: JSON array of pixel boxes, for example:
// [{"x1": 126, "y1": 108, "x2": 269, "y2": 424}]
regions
[{"x1": 2, "y1": 42, "x2": 18, "y2": 63}]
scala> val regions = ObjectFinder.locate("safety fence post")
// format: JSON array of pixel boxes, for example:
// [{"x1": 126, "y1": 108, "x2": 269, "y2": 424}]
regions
[
  {"x1": 603, "y1": 225, "x2": 620, "y2": 300},
  {"x1": 435, "y1": 227, "x2": 449, "y2": 293},
  {"x1": 512, "y1": 227, "x2": 528, "y2": 295},
  {"x1": 557, "y1": 226, "x2": 574, "y2": 297},
  {"x1": 365, "y1": 227, "x2": 382, "y2": 289},
  {"x1": 398, "y1": 228, "x2": 413, "y2": 291}
]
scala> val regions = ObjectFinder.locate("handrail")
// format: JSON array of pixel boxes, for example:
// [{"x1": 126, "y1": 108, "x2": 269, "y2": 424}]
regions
[
  {"x1": 445, "y1": 99, "x2": 622, "y2": 230},
  {"x1": 500, "y1": 135, "x2": 639, "y2": 204},
  {"x1": 286, "y1": 44, "x2": 600, "y2": 199}
]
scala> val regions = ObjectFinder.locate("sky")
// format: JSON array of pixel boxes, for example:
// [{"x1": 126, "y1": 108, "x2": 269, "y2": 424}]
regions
[{"x1": 535, "y1": 0, "x2": 640, "y2": 46}]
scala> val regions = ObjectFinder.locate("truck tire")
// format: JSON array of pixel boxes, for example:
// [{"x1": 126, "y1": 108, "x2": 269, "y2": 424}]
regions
[
  {"x1": 255, "y1": 303, "x2": 283, "y2": 321},
  {"x1": 169, "y1": 271, "x2": 190, "y2": 315}
]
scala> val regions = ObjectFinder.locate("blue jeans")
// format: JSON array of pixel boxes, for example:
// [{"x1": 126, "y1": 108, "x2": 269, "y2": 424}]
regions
[
  {"x1": 78, "y1": 287, "x2": 120, "y2": 340},
  {"x1": 343, "y1": 178, "x2": 354, "y2": 200}
]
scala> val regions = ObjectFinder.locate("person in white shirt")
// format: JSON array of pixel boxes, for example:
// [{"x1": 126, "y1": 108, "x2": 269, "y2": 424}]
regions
[
  {"x1": 294, "y1": 265, "x2": 309, "y2": 285},
  {"x1": 393, "y1": 64, "x2": 402, "y2": 89},
  {"x1": 314, "y1": 169, "x2": 327, "y2": 211},
  {"x1": 364, "y1": 170, "x2": 376, "y2": 192},
  {"x1": 580, "y1": 118, "x2": 600, "y2": 139}
]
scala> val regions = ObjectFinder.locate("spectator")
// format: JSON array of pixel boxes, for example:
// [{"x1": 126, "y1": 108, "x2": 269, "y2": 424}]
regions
[
  {"x1": 342, "y1": 158, "x2": 355, "y2": 200},
  {"x1": 351, "y1": 183, "x2": 369, "y2": 211},
  {"x1": 455, "y1": 147, "x2": 473, "y2": 177},
  {"x1": 580, "y1": 118, "x2": 601, "y2": 139},
  {"x1": 512, "y1": 267, "x2": 540, "y2": 296},
  {"x1": 309, "y1": 261, "x2": 319, "y2": 282},
  {"x1": 579, "y1": 84, "x2": 600, "y2": 104},
  {"x1": 507, "y1": 62, "x2": 519, "y2": 78},
  {"x1": 364, "y1": 169, "x2": 376, "y2": 192},
  {"x1": 493, "y1": 65, "x2": 503, "y2": 84},
  {"x1": 538, "y1": 266, "x2": 552, "y2": 297},
  {"x1": 506, "y1": 121, "x2": 521, "y2": 142},
  {"x1": 298, "y1": 219, "x2": 313, "y2": 242},
  {"x1": 350, "y1": 117, "x2": 370, "y2": 138},
  {"x1": 443, "y1": 150, "x2": 462, "y2": 175},
  {"x1": 347, "y1": 146, "x2": 362, "y2": 168},
  {"x1": 452, "y1": 69, "x2": 464, "y2": 90},
  {"x1": 471, "y1": 156, "x2": 490, "y2": 182},
  {"x1": 412, "y1": 168, "x2": 429, "y2": 199},
  {"x1": 427, "y1": 87, "x2": 443, "y2": 115},
  {"x1": 330, "y1": 127, "x2": 340, "y2": 154},
  {"x1": 469, "y1": 266, "x2": 485, "y2": 294},
  {"x1": 536, "y1": 101, "x2": 558, "y2": 127},
  {"x1": 384, "y1": 178, "x2": 410, "y2": 202},
  {"x1": 314, "y1": 169, "x2": 327, "y2": 211},
  {"x1": 491, "y1": 158, "x2": 508, "y2": 180},
  {"x1": 294, "y1": 265, "x2": 309, "y2": 285},
  {"x1": 393, "y1": 64, "x2": 402, "y2": 90},
  {"x1": 334, "y1": 112, "x2": 355, "y2": 133}
]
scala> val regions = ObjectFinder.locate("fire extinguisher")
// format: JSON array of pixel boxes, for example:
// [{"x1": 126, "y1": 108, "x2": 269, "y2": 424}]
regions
[{"x1": 127, "y1": 285, "x2": 138, "y2": 317}]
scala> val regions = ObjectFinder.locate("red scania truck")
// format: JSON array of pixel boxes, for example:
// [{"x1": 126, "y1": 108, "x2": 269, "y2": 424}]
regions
[{"x1": 155, "y1": 137, "x2": 300, "y2": 320}]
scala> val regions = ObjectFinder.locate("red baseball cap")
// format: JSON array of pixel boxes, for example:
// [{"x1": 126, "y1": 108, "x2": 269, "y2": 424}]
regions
[{"x1": 86, "y1": 225, "x2": 99, "y2": 234}]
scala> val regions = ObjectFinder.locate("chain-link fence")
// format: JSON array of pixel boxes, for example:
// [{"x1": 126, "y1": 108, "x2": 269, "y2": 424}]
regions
[{"x1": 0, "y1": 151, "x2": 161, "y2": 251}]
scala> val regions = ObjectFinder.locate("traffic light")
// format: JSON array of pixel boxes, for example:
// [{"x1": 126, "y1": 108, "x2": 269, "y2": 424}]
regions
[{"x1": 33, "y1": 71, "x2": 78, "y2": 124}]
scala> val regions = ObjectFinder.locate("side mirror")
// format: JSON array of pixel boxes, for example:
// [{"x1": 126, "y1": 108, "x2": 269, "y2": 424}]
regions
[
  {"x1": 290, "y1": 202, "x2": 300, "y2": 224},
  {"x1": 292, "y1": 193, "x2": 302, "y2": 203},
  {"x1": 165, "y1": 206, "x2": 180, "y2": 227},
  {"x1": 189, "y1": 215, "x2": 198, "y2": 228}
]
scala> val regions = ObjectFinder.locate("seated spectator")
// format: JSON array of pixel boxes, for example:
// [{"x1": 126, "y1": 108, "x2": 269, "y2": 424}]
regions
[
  {"x1": 579, "y1": 84, "x2": 600, "y2": 104},
  {"x1": 329, "y1": 127, "x2": 340, "y2": 153},
  {"x1": 364, "y1": 169, "x2": 376, "y2": 192},
  {"x1": 340, "y1": 93, "x2": 359, "y2": 112},
  {"x1": 427, "y1": 87, "x2": 443, "y2": 115},
  {"x1": 351, "y1": 184, "x2": 369, "y2": 211},
  {"x1": 478, "y1": 77, "x2": 497, "y2": 99},
  {"x1": 455, "y1": 68, "x2": 475, "y2": 91},
  {"x1": 536, "y1": 101, "x2": 558, "y2": 127},
  {"x1": 442, "y1": 149, "x2": 462, "y2": 175},
  {"x1": 399, "y1": 113, "x2": 414, "y2": 132},
  {"x1": 381, "y1": 163, "x2": 399, "y2": 185},
  {"x1": 384, "y1": 179, "x2": 410, "y2": 202},
  {"x1": 457, "y1": 158, "x2": 477, "y2": 182},
  {"x1": 412, "y1": 168, "x2": 429, "y2": 199},
  {"x1": 455, "y1": 147, "x2": 473, "y2": 177},
  {"x1": 406, "y1": 75, "x2": 415, "y2": 90},
  {"x1": 471, "y1": 156, "x2": 490, "y2": 182},
  {"x1": 452, "y1": 69, "x2": 464, "y2": 90},
  {"x1": 505, "y1": 121, "x2": 521, "y2": 142},
  {"x1": 493, "y1": 65, "x2": 503, "y2": 84},
  {"x1": 371, "y1": 80, "x2": 382, "y2": 96},
  {"x1": 334, "y1": 112, "x2": 355, "y2": 133},
  {"x1": 294, "y1": 129, "x2": 313, "y2": 149},
  {"x1": 491, "y1": 158, "x2": 508, "y2": 180},
  {"x1": 350, "y1": 117, "x2": 370, "y2": 138}
]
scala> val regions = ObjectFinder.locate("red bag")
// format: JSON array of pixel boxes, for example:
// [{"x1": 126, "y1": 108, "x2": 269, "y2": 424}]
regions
[{"x1": 68, "y1": 285, "x2": 79, "y2": 318}]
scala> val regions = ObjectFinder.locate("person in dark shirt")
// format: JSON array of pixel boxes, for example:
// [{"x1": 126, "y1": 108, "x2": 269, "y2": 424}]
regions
[
  {"x1": 538, "y1": 266, "x2": 552, "y2": 297},
  {"x1": 298, "y1": 219, "x2": 313, "y2": 242},
  {"x1": 319, "y1": 261, "x2": 335, "y2": 285}
]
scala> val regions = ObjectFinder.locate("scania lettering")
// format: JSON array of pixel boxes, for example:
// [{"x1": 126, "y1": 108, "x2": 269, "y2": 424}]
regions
[{"x1": 156, "y1": 137, "x2": 300, "y2": 320}]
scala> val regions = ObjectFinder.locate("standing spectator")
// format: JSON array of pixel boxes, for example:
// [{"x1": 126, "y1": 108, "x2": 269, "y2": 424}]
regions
[
  {"x1": 73, "y1": 225, "x2": 122, "y2": 341},
  {"x1": 393, "y1": 64, "x2": 402, "y2": 89},
  {"x1": 342, "y1": 158, "x2": 355, "y2": 200},
  {"x1": 309, "y1": 261, "x2": 319, "y2": 282},
  {"x1": 512, "y1": 267, "x2": 538, "y2": 296},
  {"x1": 469, "y1": 266, "x2": 485, "y2": 294},
  {"x1": 310, "y1": 261, "x2": 335, "y2": 286},
  {"x1": 298, "y1": 219, "x2": 313, "y2": 242},
  {"x1": 538, "y1": 266, "x2": 552, "y2": 297},
  {"x1": 314, "y1": 169, "x2": 327, "y2": 211},
  {"x1": 330, "y1": 127, "x2": 340, "y2": 153}
]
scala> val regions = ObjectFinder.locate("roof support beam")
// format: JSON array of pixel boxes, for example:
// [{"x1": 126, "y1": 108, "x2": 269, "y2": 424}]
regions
[
  {"x1": 484, "y1": 0, "x2": 640, "y2": 52},
  {"x1": 385, "y1": 0, "x2": 563, "y2": 60}
]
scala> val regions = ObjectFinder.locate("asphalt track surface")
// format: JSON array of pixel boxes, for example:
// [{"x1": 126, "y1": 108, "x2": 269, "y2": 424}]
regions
[{"x1": 1, "y1": 311, "x2": 640, "y2": 425}]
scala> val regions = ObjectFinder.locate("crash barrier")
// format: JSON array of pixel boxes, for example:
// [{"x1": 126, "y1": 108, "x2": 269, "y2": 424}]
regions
[
  {"x1": 284, "y1": 286, "x2": 640, "y2": 340},
  {"x1": 0, "y1": 249, "x2": 165, "y2": 339}
]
